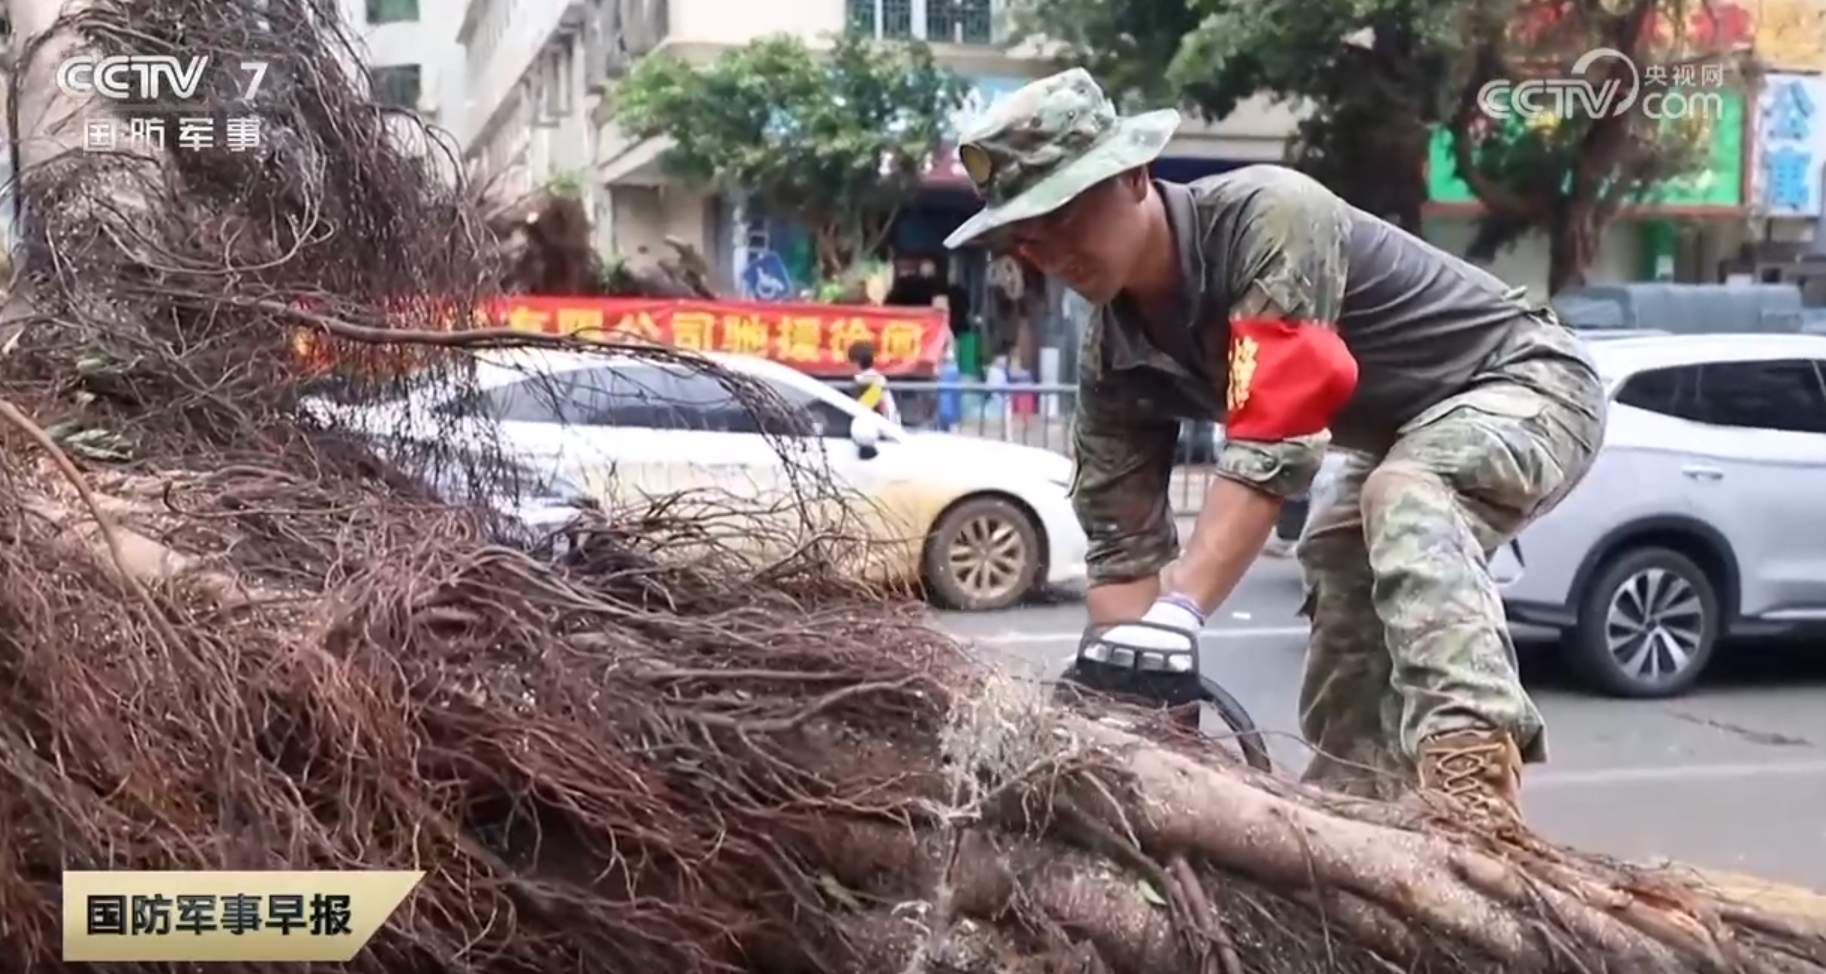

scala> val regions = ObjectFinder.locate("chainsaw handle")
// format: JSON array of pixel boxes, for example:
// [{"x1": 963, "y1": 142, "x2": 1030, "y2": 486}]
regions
[
  {"x1": 1076, "y1": 620, "x2": 1200, "y2": 674},
  {"x1": 1066, "y1": 623, "x2": 1273, "y2": 773}
]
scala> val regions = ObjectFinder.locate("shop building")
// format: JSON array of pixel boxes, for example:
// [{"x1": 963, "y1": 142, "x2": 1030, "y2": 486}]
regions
[
  {"x1": 584, "y1": 1, "x2": 1304, "y2": 377},
  {"x1": 345, "y1": 0, "x2": 468, "y2": 183},
  {"x1": 1726, "y1": 0, "x2": 1826, "y2": 300}
]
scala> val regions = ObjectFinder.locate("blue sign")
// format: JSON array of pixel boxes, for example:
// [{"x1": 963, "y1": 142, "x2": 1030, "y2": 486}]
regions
[
  {"x1": 1768, "y1": 80, "x2": 1815, "y2": 142},
  {"x1": 1758, "y1": 75, "x2": 1826, "y2": 217},
  {"x1": 740, "y1": 249, "x2": 795, "y2": 301},
  {"x1": 1765, "y1": 147, "x2": 1814, "y2": 212}
]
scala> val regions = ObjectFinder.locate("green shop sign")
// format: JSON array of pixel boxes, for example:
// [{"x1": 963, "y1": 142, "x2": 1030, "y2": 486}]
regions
[{"x1": 1427, "y1": 88, "x2": 1744, "y2": 208}]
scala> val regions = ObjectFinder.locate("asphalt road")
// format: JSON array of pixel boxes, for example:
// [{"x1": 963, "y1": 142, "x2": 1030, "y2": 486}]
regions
[{"x1": 932, "y1": 552, "x2": 1826, "y2": 890}]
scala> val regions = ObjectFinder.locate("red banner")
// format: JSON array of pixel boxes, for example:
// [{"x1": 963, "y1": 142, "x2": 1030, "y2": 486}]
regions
[{"x1": 478, "y1": 296, "x2": 952, "y2": 377}]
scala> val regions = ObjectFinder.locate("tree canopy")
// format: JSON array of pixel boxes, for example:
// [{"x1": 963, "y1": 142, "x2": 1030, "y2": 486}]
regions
[
  {"x1": 1010, "y1": 0, "x2": 1737, "y2": 293},
  {"x1": 1446, "y1": 0, "x2": 1737, "y2": 292},
  {"x1": 1010, "y1": 0, "x2": 1467, "y2": 233},
  {"x1": 610, "y1": 33, "x2": 968, "y2": 285}
]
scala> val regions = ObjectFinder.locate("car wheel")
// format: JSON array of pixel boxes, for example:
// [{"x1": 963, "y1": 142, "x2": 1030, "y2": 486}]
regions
[
  {"x1": 1567, "y1": 547, "x2": 1718, "y2": 698},
  {"x1": 924, "y1": 496, "x2": 1042, "y2": 612}
]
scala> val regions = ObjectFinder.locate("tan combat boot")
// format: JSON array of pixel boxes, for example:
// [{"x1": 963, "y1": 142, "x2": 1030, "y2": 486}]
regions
[{"x1": 1416, "y1": 728, "x2": 1523, "y2": 823}]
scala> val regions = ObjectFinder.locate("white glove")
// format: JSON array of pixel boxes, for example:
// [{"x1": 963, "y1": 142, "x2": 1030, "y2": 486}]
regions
[{"x1": 1082, "y1": 595, "x2": 1205, "y2": 672}]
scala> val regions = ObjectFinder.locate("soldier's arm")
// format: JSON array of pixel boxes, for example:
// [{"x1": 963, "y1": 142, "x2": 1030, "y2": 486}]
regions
[
  {"x1": 1164, "y1": 180, "x2": 1360, "y2": 611},
  {"x1": 1071, "y1": 383, "x2": 1180, "y2": 623}
]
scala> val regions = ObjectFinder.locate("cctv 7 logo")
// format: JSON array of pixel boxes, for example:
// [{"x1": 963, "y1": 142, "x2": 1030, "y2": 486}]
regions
[{"x1": 238, "y1": 62, "x2": 268, "y2": 101}]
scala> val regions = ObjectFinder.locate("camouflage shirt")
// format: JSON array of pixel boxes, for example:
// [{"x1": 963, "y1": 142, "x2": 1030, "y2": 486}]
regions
[{"x1": 1073, "y1": 164, "x2": 1576, "y2": 583}]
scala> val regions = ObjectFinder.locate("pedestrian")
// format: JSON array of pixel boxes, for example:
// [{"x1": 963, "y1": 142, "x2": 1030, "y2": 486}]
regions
[
  {"x1": 847, "y1": 340, "x2": 900, "y2": 424},
  {"x1": 943, "y1": 68, "x2": 1607, "y2": 823}
]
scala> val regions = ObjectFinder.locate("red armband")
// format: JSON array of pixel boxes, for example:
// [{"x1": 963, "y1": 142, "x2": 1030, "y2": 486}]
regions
[{"x1": 1223, "y1": 317, "x2": 1359, "y2": 441}]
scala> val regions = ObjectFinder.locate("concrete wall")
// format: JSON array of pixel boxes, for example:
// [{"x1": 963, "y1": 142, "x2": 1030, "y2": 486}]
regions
[
  {"x1": 1421, "y1": 215, "x2": 1643, "y2": 302},
  {"x1": 339, "y1": 0, "x2": 467, "y2": 135},
  {"x1": 1422, "y1": 215, "x2": 1760, "y2": 298},
  {"x1": 665, "y1": 0, "x2": 843, "y2": 45},
  {"x1": 459, "y1": 0, "x2": 598, "y2": 215},
  {"x1": 458, "y1": 0, "x2": 580, "y2": 147},
  {"x1": 1167, "y1": 95, "x2": 1305, "y2": 162},
  {"x1": 610, "y1": 184, "x2": 714, "y2": 259}
]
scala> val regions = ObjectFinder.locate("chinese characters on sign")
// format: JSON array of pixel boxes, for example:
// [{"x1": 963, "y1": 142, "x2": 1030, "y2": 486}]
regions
[
  {"x1": 82, "y1": 115, "x2": 264, "y2": 153},
  {"x1": 1757, "y1": 74, "x2": 1826, "y2": 217},
  {"x1": 61, "y1": 870, "x2": 422, "y2": 963},
  {"x1": 479, "y1": 297, "x2": 952, "y2": 378},
  {"x1": 86, "y1": 893, "x2": 353, "y2": 937},
  {"x1": 1642, "y1": 62, "x2": 1727, "y2": 89}
]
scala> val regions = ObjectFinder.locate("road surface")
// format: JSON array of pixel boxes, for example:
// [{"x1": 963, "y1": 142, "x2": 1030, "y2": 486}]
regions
[{"x1": 933, "y1": 553, "x2": 1826, "y2": 889}]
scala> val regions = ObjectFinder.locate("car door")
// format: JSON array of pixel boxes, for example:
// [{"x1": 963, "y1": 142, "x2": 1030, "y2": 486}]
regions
[
  {"x1": 1680, "y1": 357, "x2": 1826, "y2": 618},
  {"x1": 562, "y1": 363, "x2": 781, "y2": 509},
  {"x1": 466, "y1": 362, "x2": 755, "y2": 509},
  {"x1": 433, "y1": 367, "x2": 587, "y2": 485},
  {"x1": 733, "y1": 376, "x2": 939, "y2": 584}
]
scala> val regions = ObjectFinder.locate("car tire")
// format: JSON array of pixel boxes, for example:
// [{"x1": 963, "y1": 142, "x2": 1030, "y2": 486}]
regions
[
  {"x1": 1566, "y1": 547, "x2": 1719, "y2": 698},
  {"x1": 924, "y1": 496, "x2": 1042, "y2": 612}
]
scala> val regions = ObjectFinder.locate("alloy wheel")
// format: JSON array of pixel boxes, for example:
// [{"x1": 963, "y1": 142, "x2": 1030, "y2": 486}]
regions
[
  {"x1": 946, "y1": 513, "x2": 1027, "y2": 604},
  {"x1": 1604, "y1": 567, "x2": 1706, "y2": 684}
]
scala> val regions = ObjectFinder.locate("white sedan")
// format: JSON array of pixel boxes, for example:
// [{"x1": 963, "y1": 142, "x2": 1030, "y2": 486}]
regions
[{"x1": 305, "y1": 348, "x2": 1089, "y2": 611}]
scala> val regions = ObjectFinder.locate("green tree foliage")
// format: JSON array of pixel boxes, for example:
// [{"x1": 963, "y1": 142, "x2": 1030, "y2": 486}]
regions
[
  {"x1": 1446, "y1": 1, "x2": 1734, "y2": 292},
  {"x1": 1010, "y1": 0, "x2": 1730, "y2": 293},
  {"x1": 1010, "y1": 0, "x2": 1465, "y2": 234},
  {"x1": 611, "y1": 33, "x2": 967, "y2": 283}
]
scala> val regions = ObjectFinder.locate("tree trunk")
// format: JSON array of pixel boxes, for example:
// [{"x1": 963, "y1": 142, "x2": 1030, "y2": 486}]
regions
[
  {"x1": 1547, "y1": 200, "x2": 1598, "y2": 295},
  {"x1": 1293, "y1": 93, "x2": 1431, "y2": 239},
  {"x1": 7, "y1": 0, "x2": 91, "y2": 232},
  {"x1": 813, "y1": 221, "x2": 848, "y2": 283},
  {"x1": 1371, "y1": 116, "x2": 1430, "y2": 237}
]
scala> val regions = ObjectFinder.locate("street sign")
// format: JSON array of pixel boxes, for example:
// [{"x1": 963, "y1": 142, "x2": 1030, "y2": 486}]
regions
[{"x1": 740, "y1": 249, "x2": 794, "y2": 301}]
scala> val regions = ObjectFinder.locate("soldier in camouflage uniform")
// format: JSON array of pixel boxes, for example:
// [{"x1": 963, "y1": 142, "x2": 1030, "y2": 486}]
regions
[{"x1": 943, "y1": 69, "x2": 1607, "y2": 820}]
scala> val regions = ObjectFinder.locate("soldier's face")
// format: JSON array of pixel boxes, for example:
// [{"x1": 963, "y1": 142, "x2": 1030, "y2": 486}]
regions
[{"x1": 1005, "y1": 173, "x2": 1148, "y2": 305}]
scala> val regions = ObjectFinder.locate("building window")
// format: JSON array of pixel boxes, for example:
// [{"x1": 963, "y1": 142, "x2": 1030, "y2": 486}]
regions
[
  {"x1": 849, "y1": 0, "x2": 990, "y2": 44},
  {"x1": 540, "y1": 44, "x2": 574, "y2": 121},
  {"x1": 371, "y1": 65, "x2": 422, "y2": 109},
  {"x1": 927, "y1": 0, "x2": 992, "y2": 44},
  {"x1": 367, "y1": 0, "x2": 419, "y2": 23},
  {"x1": 846, "y1": 0, "x2": 876, "y2": 36}
]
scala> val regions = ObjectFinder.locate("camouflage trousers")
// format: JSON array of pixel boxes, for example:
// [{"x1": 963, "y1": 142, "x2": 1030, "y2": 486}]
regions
[{"x1": 1295, "y1": 316, "x2": 1606, "y2": 800}]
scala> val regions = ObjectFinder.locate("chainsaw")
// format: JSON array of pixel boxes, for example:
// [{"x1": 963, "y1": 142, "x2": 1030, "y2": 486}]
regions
[{"x1": 1059, "y1": 620, "x2": 1273, "y2": 772}]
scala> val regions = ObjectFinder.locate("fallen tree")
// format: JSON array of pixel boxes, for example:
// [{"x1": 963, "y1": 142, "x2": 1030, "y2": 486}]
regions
[
  {"x1": 1, "y1": 1, "x2": 1824, "y2": 972},
  {"x1": 486, "y1": 187, "x2": 719, "y2": 299}
]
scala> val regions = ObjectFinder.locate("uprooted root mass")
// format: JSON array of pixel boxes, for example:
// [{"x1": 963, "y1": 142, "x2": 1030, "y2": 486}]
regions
[{"x1": 1, "y1": 0, "x2": 1824, "y2": 971}]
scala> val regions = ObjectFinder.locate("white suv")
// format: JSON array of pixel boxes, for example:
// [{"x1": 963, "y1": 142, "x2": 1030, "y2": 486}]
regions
[{"x1": 1494, "y1": 334, "x2": 1826, "y2": 697}]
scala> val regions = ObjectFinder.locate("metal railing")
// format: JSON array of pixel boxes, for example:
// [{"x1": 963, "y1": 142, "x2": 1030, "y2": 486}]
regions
[{"x1": 836, "y1": 379, "x2": 1221, "y2": 514}]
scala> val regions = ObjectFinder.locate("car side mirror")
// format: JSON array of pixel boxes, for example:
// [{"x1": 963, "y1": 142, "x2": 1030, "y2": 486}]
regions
[{"x1": 850, "y1": 416, "x2": 881, "y2": 460}]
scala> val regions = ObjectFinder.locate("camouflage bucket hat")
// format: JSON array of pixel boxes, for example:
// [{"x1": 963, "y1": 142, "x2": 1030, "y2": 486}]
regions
[{"x1": 943, "y1": 68, "x2": 1181, "y2": 250}]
